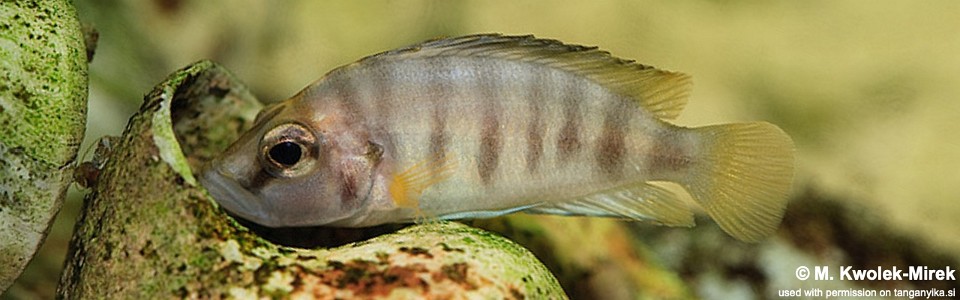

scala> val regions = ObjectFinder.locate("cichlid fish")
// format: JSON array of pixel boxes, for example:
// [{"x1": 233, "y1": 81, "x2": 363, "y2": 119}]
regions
[{"x1": 200, "y1": 34, "x2": 795, "y2": 242}]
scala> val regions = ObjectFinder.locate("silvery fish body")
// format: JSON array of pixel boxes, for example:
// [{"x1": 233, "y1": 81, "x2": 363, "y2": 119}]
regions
[{"x1": 201, "y1": 34, "x2": 795, "y2": 242}]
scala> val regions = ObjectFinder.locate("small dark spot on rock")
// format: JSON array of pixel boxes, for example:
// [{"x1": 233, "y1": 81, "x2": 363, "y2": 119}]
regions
[
  {"x1": 208, "y1": 85, "x2": 229, "y2": 98},
  {"x1": 438, "y1": 242, "x2": 464, "y2": 253},
  {"x1": 327, "y1": 260, "x2": 345, "y2": 270},
  {"x1": 375, "y1": 251, "x2": 389, "y2": 263},
  {"x1": 139, "y1": 240, "x2": 154, "y2": 256},
  {"x1": 399, "y1": 246, "x2": 432, "y2": 258},
  {"x1": 293, "y1": 254, "x2": 316, "y2": 262},
  {"x1": 103, "y1": 242, "x2": 114, "y2": 260},
  {"x1": 510, "y1": 286, "x2": 526, "y2": 300},
  {"x1": 176, "y1": 286, "x2": 189, "y2": 298},
  {"x1": 335, "y1": 259, "x2": 381, "y2": 287},
  {"x1": 438, "y1": 262, "x2": 472, "y2": 287}
]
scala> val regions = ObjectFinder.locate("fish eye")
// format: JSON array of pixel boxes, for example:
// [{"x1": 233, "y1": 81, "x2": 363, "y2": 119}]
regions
[
  {"x1": 268, "y1": 141, "x2": 302, "y2": 166},
  {"x1": 259, "y1": 122, "x2": 319, "y2": 178}
]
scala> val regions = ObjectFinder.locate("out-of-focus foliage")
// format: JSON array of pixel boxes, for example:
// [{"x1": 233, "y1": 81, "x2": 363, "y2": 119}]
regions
[{"x1": 7, "y1": 0, "x2": 960, "y2": 298}]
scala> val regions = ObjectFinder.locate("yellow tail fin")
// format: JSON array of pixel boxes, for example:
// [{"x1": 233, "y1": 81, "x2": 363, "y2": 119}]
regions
[{"x1": 683, "y1": 122, "x2": 795, "y2": 242}]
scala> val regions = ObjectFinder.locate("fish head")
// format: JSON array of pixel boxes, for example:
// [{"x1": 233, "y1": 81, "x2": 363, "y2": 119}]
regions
[{"x1": 200, "y1": 94, "x2": 383, "y2": 227}]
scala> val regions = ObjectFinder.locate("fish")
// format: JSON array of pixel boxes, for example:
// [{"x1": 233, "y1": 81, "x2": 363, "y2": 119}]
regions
[{"x1": 200, "y1": 34, "x2": 795, "y2": 242}]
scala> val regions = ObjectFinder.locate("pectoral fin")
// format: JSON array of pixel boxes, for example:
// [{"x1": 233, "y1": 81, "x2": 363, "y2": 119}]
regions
[
  {"x1": 524, "y1": 182, "x2": 694, "y2": 227},
  {"x1": 388, "y1": 153, "x2": 458, "y2": 209}
]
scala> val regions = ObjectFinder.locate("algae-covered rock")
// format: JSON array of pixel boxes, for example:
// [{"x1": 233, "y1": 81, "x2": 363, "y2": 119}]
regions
[
  {"x1": 58, "y1": 60, "x2": 564, "y2": 298},
  {"x1": 0, "y1": 0, "x2": 88, "y2": 292},
  {"x1": 471, "y1": 215, "x2": 694, "y2": 299}
]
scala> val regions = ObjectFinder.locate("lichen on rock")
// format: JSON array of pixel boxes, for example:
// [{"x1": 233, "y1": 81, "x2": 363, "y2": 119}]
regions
[{"x1": 0, "y1": 0, "x2": 88, "y2": 292}]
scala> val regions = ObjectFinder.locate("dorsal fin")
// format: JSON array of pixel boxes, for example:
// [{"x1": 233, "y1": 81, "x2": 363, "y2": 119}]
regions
[{"x1": 362, "y1": 34, "x2": 692, "y2": 120}]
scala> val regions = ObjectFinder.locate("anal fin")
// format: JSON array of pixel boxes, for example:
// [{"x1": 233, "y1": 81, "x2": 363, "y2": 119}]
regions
[{"x1": 523, "y1": 182, "x2": 694, "y2": 227}]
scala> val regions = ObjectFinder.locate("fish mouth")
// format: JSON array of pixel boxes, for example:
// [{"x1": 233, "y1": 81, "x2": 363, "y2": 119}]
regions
[{"x1": 199, "y1": 160, "x2": 274, "y2": 226}]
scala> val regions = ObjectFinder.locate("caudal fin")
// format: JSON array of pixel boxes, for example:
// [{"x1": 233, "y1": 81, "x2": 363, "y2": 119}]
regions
[{"x1": 682, "y1": 122, "x2": 795, "y2": 242}]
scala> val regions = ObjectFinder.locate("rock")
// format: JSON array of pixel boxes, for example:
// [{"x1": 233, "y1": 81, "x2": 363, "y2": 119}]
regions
[{"x1": 0, "y1": 0, "x2": 88, "y2": 292}]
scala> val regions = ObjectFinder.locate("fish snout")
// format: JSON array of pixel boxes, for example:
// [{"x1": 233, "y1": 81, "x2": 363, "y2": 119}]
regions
[{"x1": 199, "y1": 161, "x2": 275, "y2": 226}]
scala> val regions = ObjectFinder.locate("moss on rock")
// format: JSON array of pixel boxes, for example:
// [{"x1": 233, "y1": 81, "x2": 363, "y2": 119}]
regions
[{"x1": 0, "y1": 0, "x2": 88, "y2": 292}]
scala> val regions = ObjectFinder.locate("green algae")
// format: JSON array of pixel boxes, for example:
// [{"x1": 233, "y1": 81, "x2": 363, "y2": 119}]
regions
[{"x1": 0, "y1": 0, "x2": 87, "y2": 292}]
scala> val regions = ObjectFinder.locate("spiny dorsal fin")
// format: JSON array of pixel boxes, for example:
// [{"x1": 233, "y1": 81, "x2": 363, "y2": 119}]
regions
[{"x1": 363, "y1": 34, "x2": 692, "y2": 120}]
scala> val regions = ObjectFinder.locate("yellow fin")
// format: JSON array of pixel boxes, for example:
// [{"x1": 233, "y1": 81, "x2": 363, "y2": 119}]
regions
[
  {"x1": 388, "y1": 153, "x2": 458, "y2": 209},
  {"x1": 682, "y1": 122, "x2": 795, "y2": 242},
  {"x1": 361, "y1": 34, "x2": 692, "y2": 120}
]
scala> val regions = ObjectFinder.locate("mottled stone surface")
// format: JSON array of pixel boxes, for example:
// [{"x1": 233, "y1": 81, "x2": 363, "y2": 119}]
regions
[{"x1": 0, "y1": 0, "x2": 87, "y2": 292}]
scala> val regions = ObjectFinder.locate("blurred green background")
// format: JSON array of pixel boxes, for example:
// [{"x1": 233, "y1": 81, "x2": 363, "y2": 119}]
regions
[{"x1": 6, "y1": 0, "x2": 960, "y2": 298}]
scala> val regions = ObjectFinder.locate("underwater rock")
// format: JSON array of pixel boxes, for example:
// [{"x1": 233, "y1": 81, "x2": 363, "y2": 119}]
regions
[{"x1": 0, "y1": 0, "x2": 88, "y2": 292}]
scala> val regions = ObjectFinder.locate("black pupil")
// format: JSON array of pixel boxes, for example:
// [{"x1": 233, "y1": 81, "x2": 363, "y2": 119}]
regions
[{"x1": 269, "y1": 141, "x2": 302, "y2": 166}]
